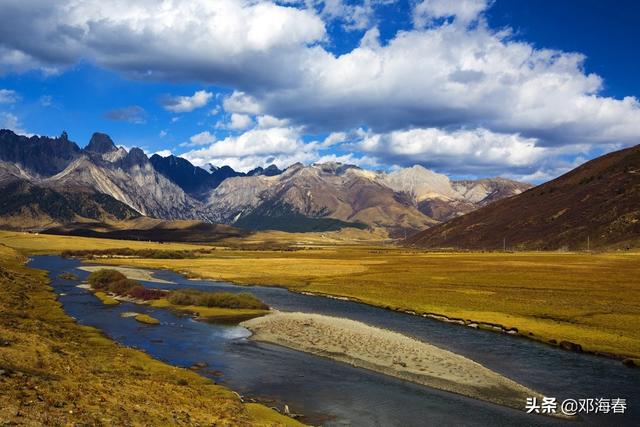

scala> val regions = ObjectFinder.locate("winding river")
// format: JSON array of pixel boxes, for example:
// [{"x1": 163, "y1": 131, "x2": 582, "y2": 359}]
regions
[{"x1": 30, "y1": 256, "x2": 639, "y2": 426}]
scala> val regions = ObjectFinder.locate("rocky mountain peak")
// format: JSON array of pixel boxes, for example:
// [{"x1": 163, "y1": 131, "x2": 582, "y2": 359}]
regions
[
  {"x1": 85, "y1": 132, "x2": 117, "y2": 154},
  {"x1": 247, "y1": 164, "x2": 284, "y2": 177},
  {"x1": 118, "y1": 147, "x2": 148, "y2": 168}
]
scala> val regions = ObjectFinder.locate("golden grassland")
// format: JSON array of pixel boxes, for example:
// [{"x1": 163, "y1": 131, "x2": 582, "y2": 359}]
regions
[
  {"x1": 1, "y1": 230, "x2": 639, "y2": 361},
  {"x1": 0, "y1": 243, "x2": 303, "y2": 426},
  {"x1": 0, "y1": 231, "x2": 213, "y2": 253},
  {"x1": 134, "y1": 313, "x2": 160, "y2": 325},
  {"x1": 93, "y1": 291, "x2": 119, "y2": 305}
]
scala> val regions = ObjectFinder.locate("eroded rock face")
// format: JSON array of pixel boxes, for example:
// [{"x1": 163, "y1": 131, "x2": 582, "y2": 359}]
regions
[
  {"x1": 0, "y1": 130, "x2": 213, "y2": 224},
  {"x1": 206, "y1": 162, "x2": 531, "y2": 233},
  {"x1": 0, "y1": 129, "x2": 532, "y2": 233},
  {"x1": 0, "y1": 129, "x2": 81, "y2": 176},
  {"x1": 85, "y1": 132, "x2": 117, "y2": 155}
]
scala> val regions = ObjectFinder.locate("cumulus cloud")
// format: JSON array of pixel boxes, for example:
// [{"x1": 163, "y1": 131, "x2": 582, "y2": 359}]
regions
[
  {"x1": 413, "y1": 0, "x2": 489, "y2": 27},
  {"x1": 257, "y1": 115, "x2": 289, "y2": 129},
  {"x1": 223, "y1": 91, "x2": 262, "y2": 115},
  {"x1": 0, "y1": 89, "x2": 19, "y2": 103},
  {"x1": 104, "y1": 106, "x2": 146, "y2": 124},
  {"x1": 180, "y1": 130, "x2": 217, "y2": 148},
  {"x1": 180, "y1": 126, "x2": 372, "y2": 172},
  {"x1": 161, "y1": 90, "x2": 214, "y2": 113},
  {"x1": 0, "y1": 0, "x2": 325, "y2": 89},
  {"x1": 318, "y1": 0, "x2": 391, "y2": 31},
  {"x1": 0, "y1": 112, "x2": 29, "y2": 135},
  {"x1": 229, "y1": 113, "x2": 254, "y2": 130},
  {"x1": 2, "y1": 0, "x2": 640, "y2": 180},
  {"x1": 181, "y1": 126, "x2": 308, "y2": 171},
  {"x1": 356, "y1": 127, "x2": 546, "y2": 173}
]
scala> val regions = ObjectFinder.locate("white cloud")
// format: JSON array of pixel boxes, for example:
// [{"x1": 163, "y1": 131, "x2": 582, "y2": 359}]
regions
[
  {"x1": 229, "y1": 113, "x2": 254, "y2": 130},
  {"x1": 358, "y1": 128, "x2": 546, "y2": 170},
  {"x1": 320, "y1": 132, "x2": 348, "y2": 147},
  {"x1": 319, "y1": 0, "x2": 386, "y2": 31},
  {"x1": 162, "y1": 90, "x2": 213, "y2": 113},
  {"x1": 182, "y1": 127, "x2": 310, "y2": 171},
  {"x1": 0, "y1": 112, "x2": 29, "y2": 135},
  {"x1": 180, "y1": 130, "x2": 217, "y2": 147},
  {"x1": 257, "y1": 115, "x2": 289, "y2": 129},
  {"x1": 181, "y1": 125, "x2": 375, "y2": 171},
  {"x1": 0, "y1": 0, "x2": 325, "y2": 87},
  {"x1": 223, "y1": 91, "x2": 262, "y2": 115},
  {"x1": 0, "y1": 89, "x2": 19, "y2": 104},
  {"x1": 3, "y1": 0, "x2": 640, "y2": 181},
  {"x1": 246, "y1": 17, "x2": 640, "y2": 152},
  {"x1": 159, "y1": 130, "x2": 168, "y2": 138},
  {"x1": 413, "y1": 0, "x2": 488, "y2": 27}
]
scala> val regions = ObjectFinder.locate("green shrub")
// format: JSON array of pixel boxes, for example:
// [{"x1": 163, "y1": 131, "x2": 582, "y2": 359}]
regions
[
  {"x1": 107, "y1": 279, "x2": 139, "y2": 295},
  {"x1": 167, "y1": 289, "x2": 267, "y2": 310},
  {"x1": 87, "y1": 269, "x2": 127, "y2": 290},
  {"x1": 127, "y1": 286, "x2": 166, "y2": 301}
]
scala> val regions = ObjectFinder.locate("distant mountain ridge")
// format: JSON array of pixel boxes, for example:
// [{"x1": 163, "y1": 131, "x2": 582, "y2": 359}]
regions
[
  {"x1": 407, "y1": 143, "x2": 640, "y2": 250},
  {"x1": 0, "y1": 129, "x2": 530, "y2": 234},
  {"x1": 206, "y1": 162, "x2": 530, "y2": 236}
]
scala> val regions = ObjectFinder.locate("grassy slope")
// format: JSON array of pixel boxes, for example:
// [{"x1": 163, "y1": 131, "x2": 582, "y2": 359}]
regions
[
  {"x1": 0, "y1": 242, "x2": 302, "y2": 426},
  {"x1": 1, "y1": 230, "x2": 639, "y2": 360}
]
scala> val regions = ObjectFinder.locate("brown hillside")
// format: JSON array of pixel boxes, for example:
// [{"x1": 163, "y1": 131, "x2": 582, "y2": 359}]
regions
[{"x1": 407, "y1": 144, "x2": 640, "y2": 250}]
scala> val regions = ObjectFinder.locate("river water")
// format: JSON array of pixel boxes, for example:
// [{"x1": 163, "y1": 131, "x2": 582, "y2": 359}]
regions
[{"x1": 29, "y1": 256, "x2": 638, "y2": 426}]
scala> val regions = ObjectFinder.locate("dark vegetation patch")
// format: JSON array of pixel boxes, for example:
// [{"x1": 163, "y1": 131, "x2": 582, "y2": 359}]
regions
[
  {"x1": 167, "y1": 289, "x2": 268, "y2": 310},
  {"x1": 234, "y1": 200, "x2": 368, "y2": 233},
  {"x1": 0, "y1": 180, "x2": 139, "y2": 223},
  {"x1": 86, "y1": 269, "x2": 267, "y2": 309},
  {"x1": 63, "y1": 247, "x2": 215, "y2": 259}
]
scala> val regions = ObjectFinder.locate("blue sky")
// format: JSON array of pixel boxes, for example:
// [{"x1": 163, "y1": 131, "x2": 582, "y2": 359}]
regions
[{"x1": 1, "y1": 0, "x2": 639, "y2": 182}]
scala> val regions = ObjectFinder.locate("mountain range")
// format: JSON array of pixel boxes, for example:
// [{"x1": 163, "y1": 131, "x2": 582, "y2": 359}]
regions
[
  {"x1": 0, "y1": 129, "x2": 530, "y2": 236},
  {"x1": 408, "y1": 143, "x2": 640, "y2": 250}
]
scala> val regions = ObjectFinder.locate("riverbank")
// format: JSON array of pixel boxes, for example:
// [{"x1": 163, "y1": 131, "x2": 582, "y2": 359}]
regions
[
  {"x1": 1, "y1": 231, "x2": 638, "y2": 362},
  {"x1": 242, "y1": 312, "x2": 556, "y2": 414},
  {"x1": 78, "y1": 265, "x2": 174, "y2": 284},
  {"x1": 88, "y1": 248, "x2": 640, "y2": 363},
  {"x1": 0, "y1": 244, "x2": 302, "y2": 426}
]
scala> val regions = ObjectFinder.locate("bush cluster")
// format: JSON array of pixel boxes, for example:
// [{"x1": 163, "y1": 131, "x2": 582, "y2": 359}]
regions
[
  {"x1": 167, "y1": 289, "x2": 268, "y2": 310},
  {"x1": 86, "y1": 269, "x2": 267, "y2": 309},
  {"x1": 87, "y1": 270, "x2": 166, "y2": 300},
  {"x1": 63, "y1": 248, "x2": 215, "y2": 259},
  {"x1": 87, "y1": 269, "x2": 127, "y2": 290},
  {"x1": 127, "y1": 286, "x2": 166, "y2": 301}
]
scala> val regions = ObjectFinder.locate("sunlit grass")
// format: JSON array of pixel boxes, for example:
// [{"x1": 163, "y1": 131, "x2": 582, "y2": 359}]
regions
[
  {"x1": 0, "y1": 242, "x2": 303, "y2": 425},
  {"x1": 99, "y1": 248, "x2": 640, "y2": 359},
  {"x1": 3, "y1": 230, "x2": 639, "y2": 359},
  {"x1": 134, "y1": 313, "x2": 160, "y2": 325}
]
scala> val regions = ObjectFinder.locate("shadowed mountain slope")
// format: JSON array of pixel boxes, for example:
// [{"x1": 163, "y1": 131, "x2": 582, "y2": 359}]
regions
[{"x1": 407, "y1": 144, "x2": 640, "y2": 250}]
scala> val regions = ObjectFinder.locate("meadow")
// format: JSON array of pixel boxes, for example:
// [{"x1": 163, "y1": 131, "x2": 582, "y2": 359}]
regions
[{"x1": 1, "y1": 230, "x2": 639, "y2": 362}]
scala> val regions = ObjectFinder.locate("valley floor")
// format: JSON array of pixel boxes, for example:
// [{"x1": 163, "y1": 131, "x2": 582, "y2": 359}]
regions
[
  {"x1": 0, "y1": 242, "x2": 301, "y2": 426},
  {"x1": 1, "y1": 230, "x2": 639, "y2": 363}
]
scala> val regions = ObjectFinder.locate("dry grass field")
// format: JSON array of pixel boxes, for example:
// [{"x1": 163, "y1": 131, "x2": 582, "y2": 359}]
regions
[
  {"x1": 2, "y1": 230, "x2": 639, "y2": 362},
  {"x1": 0, "y1": 239, "x2": 302, "y2": 426}
]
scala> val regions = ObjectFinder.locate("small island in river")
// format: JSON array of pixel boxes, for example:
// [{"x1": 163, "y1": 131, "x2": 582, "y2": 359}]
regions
[{"x1": 242, "y1": 312, "x2": 563, "y2": 415}]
